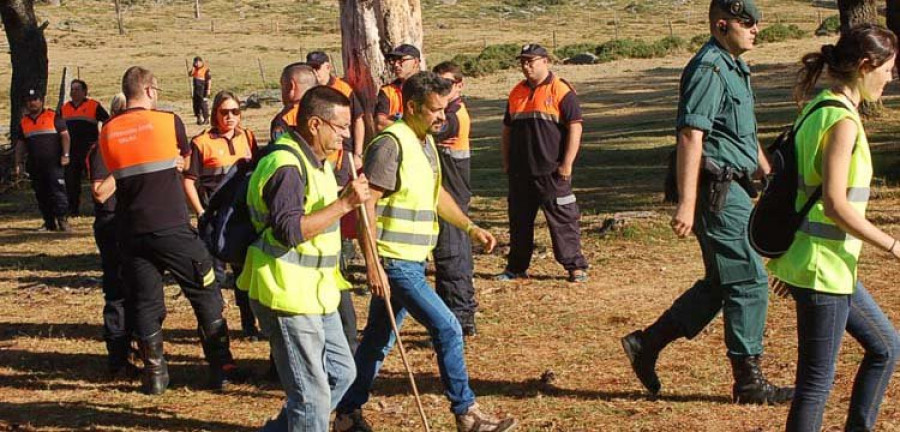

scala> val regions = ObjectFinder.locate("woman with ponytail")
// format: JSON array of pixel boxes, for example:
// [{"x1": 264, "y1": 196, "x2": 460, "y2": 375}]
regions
[{"x1": 768, "y1": 23, "x2": 900, "y2": 432}]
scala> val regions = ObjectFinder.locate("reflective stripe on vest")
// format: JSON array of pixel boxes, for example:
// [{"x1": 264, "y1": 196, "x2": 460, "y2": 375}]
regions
[
  {"x1": 61, "y1": 99, "x2": 100, "y2": 124},
  {"x1": 20, "y1": 110, "x2": 58, "y2": 138},
  {"x1": 237, "y1": 132, "x2": 348, "y2": 315},
  {"x1": 766, "y1": 90, "x2": 871, "y2": 295},
  {"x1": 370, "y1": 120, "x2": 441, "y2": 261},
  {"x1": 99, "y1": 110, "x2": 181, "y2": 180}
]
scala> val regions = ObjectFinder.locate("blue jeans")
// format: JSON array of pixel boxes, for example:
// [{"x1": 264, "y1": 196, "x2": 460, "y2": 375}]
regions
[
  {"x1": 337, "y1": 258, "x2": 476, "y2": 415},
  {"x1": 251, "y1": 301, "x2": 356, "y2": 432},
  {"x1": 786, "y1": 282, "x2": 900, "y2": 432}
]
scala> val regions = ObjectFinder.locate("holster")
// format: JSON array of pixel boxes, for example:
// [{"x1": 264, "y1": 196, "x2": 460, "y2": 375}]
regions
[{"x1": 701, "y1": 158, "x2": 756, "y2": 213}]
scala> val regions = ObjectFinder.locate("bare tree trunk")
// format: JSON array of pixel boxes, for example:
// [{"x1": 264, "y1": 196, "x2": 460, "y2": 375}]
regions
[
  {"x1": 114, "y1": 0, "x2": 125, "y2": 35},
  {"x1": 838, "y1": 0, "x2": 877, "y2": 34},
  {"x1": 339, "y1": 0, "x2": 424, "y2": 142},
  {"x1": 194, "y1": 0, "x2": 200, "y2": 19},
  {"x1": 0, "y1": 0, "x2": 49, "y2": 135}
]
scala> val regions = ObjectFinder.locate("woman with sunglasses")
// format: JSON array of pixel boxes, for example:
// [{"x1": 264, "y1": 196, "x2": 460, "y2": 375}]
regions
[
  {"x1": 767, "y1": 24, "x2": 900, "y2": 432},
  {"x1": 183, "y1": 90, "x2": 261, "y2": 339}
]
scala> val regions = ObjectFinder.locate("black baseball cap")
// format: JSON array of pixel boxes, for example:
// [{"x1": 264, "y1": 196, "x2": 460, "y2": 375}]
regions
[
  {"x1": 516, "y1": 44, "x2": 549, "y2": 59},
  {"x1": 23, "y1": 88, "x2": 43, "y2": 100},
  {"x1": 306, "y1": 51, "x2": 331, "y2": 67},
  {"x1": 386, "y1": 44, "x2": 421, "y2": 60}
]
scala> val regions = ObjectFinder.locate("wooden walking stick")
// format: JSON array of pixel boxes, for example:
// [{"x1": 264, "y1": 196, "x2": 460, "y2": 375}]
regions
[
  {"x1": 347, "y1": 156, "x2": 432, "y2": 432},
  {"x1": 185, "y1": 59, "x2": 192, "y2": 97}
]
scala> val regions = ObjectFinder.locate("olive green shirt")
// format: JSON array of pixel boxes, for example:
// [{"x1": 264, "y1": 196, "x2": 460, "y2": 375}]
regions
[{"x1": 676, "y1": 38, "x2": 759, "y2": 173}]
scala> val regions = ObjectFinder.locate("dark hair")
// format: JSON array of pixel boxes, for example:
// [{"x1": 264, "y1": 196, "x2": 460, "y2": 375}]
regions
[
  {"x1": 281, "y1": 62, "x2": 316, "y2": 85},
  {"x1": 297, "y1": 85, "x2": 352, "y2": 129},
  {"x1": 795, "y1": 23, "x2": 897, "y2": 104},
  {"x1": 71, "y1": 79, "x2": 88, "y2": 93},
  {"x1": 432, "y1": 61, "x2": 463, "y2": 82},
  {"x1": 122, "y1": 66, "x2": 154, "y2": 100},
  {"x1": 211, "y1": 90, "x2": 241, "y2": 130},
  {"x1": 401, "y1": 71, "x2": 452, "y2": 111}
]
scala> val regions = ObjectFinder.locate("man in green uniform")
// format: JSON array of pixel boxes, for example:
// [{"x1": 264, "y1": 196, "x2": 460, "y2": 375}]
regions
[{"x1": 621, "y1": 0, "x2": 793, "y2": 405}]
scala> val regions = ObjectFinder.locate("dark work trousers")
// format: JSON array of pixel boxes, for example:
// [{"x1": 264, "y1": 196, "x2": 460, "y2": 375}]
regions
[
  {"x1": 213, "y1": 259, "x2": 257, "y2": 334},
  {"x1": 65, "y1": 141, "x2": 91, "y2": 215},
  {"x1": 434, "y1": 153, "x2": 476, "y2": 329},
  {"x1": 120, "y1": 224, "x2": 225, "y2": 340},
  {"x1": 505, "y1": 172, "x2": 587, "y2": 274},
  {"x1": 338, "y1": 290, "x2": 359, "y2": 353},
  {"x1": 192, "y1": 94, "x2": 209, "y2": 121},
  {"x1": 93, "y1": 216, "x2": 130, "y2": 368},
  {"x1": 28, "y1": 157, "x2": 69, "y2": 226}
]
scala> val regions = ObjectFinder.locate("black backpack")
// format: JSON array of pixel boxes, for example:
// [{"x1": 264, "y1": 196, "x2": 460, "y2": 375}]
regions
[
  {"x1": 748, "y1": 99, "x2": 847, "y2": 258},
  {"x1": 198, "y1": 142, "x2": 306, "y2": 266}
]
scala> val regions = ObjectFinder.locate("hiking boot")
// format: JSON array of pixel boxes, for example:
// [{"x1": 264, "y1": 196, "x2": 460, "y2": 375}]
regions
[
  {"x1": 493, "y1": 271, "x2": 528, "y2": 282},
  {"x1": 455, "y1": 403, "x2": 517, "y2": 432},
  {"x1": 56, "y1": 217, "x2": 71, "y2": 232},
  {"x1": 333, "y1": 409, "x2": 373, "y2": 432},
  {"x1": 621, "y1": 330, "x2": 661, "y2": 395},
  {"x1": 138, "y1": 330, "x2": 169, "y2": 395},
  {"x1": 567, "y1": 270, "x2": 588, "y2": 283},
  {"x1": 199, "y1": 318, "x2": 245, "y2": 391},
  {"x1": 38, "y1": 218, "x2": 58, "y2": 232},
  {"x1": 730, "y1": 355, "x2": 794, "y2": 405}
]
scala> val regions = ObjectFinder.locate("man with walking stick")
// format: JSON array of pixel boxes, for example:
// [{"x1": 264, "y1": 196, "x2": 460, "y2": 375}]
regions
[
  {"x1": 333, "y1": 72, "x2": 518, "y2": 432},
  {"x1": 238, "y1": 86, "x2": 367, "y2": 431}
]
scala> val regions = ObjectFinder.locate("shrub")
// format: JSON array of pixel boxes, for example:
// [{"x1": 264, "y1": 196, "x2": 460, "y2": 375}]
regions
[
  {"x1": 455, "y1": 43, "x2": 522, "y2": 77},
  {"x1": 689, "y1": 34, "x2": 709, "y2": 50},
  {"x1": 556, "y1": 43, "x2": 599, "y2": 59},
  {"x1": 816, "y1": 15, "x2": 840, "y2": 36},
  {"x1": 757, "y1": 23, "x2": 806, "y2": 44}
]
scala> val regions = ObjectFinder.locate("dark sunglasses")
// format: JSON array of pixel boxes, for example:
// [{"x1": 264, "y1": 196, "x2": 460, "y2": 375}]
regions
[{"x1": 218, "y1": 108, "x2": 241, "y2": 116}]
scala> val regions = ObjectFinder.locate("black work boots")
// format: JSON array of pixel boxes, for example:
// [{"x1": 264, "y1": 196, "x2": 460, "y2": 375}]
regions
[
  {"x1": 138, "y1": 330, "x2": 169, "y2": 395},
  {"x1": 621, "y1": 312, "x2": 683, "y2": 395},
  {"x1": 199, "y1": 318, "x2": 244, "y2": 391},
  {"x1": 730, "y1": 355, "x2": 794, "y2": 405}
]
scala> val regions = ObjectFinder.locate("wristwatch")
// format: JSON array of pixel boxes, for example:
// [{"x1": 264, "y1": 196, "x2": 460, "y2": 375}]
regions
[{"x1": 63, "y1": 153, "x2": 70, "y2": 158}]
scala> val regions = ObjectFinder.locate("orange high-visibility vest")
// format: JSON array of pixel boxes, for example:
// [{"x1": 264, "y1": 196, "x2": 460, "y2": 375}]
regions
[
  {"x1": 506, "y1": 75, "x2": 574, "y2": 125},
  {"x1": 330, "y1": 77, "x2": 354, "y2": 99},
  {"x1": 447, "y1": 100, "x2": 471, "y2": 158},
  {"x1": 20, "y1": 109, "x2": 58, "y2": 139},
  {"x1": 191, "y1": 65, "x2": 210, "y2": 80},
  {"x1": 380, "y1": 82, "x2": 403, "y2": 120},
  {"x1": 100, "y1": 110, "x2": 181, "y2": 179},
  {"x1": 192, "y1": 128, "x2": 256, "y2": 177},
  {"x1": 61, "y1": 99, "x2": 102, "y2": 124}
]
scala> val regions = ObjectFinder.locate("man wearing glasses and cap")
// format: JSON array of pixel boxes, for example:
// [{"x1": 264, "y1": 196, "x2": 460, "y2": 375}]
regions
[
  {"x1": 621, "y1": 0, "x2": 794, "y2": 405},
  {"x1": 14, "y1": 88, "x2": 72, "y2": 232},
  {"x1": 497, "y1": 43, "x2": 589, "y2": 284},
  {"x1": 374, "y1": 44, "x2": 421, "y2": 132}
]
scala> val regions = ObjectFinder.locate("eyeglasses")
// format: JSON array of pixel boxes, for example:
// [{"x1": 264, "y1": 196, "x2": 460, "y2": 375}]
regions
[
  {"x1": 518, "y1": 57, "x2": 544, "y2": 67},
  {"x1": 733, "y1": 17, "x2": 757, "y2": 28},
  {"x1": 388, "y1": 57, "x2": 416, "y2": 65},
  {"x1": 147, "y1": 86, "x2": 162, "y2": 93},
  {"x1": 317, "y1": 116, "x2": 351, "y2": 134},
  {"x1": 218, "y1": 108, "x2": 241, "y2": 117}
]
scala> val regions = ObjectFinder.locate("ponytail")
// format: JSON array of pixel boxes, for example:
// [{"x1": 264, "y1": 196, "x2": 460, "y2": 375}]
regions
[{"x1": 794, "y1": 46, "x2": 831, "y2": 105}]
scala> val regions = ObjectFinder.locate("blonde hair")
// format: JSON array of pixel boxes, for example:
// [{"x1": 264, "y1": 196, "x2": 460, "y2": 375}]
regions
[{"x1": 109, "y1": 93, "x2": 127, "y2": 116}]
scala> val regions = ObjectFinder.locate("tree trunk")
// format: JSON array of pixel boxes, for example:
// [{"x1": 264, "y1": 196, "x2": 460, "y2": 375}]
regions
[
  {"x1": 838, "y1": 0, "x2": 877, "y2": 35},
  {"x1": 339, "y1": 0, "x2": 424, "y2": 142},
  {"x1": 114, "y1": 0, "x2": 125, "y2": 35},
  {"x1": 0, "y1": 0, "x2": 49, "y2": 135},
  {"x1": 194, "y1": 0, "x2": 200, "y2": 19},
  {"x1": 887, "y1": 0, "x2": 900, "y2": 41}
]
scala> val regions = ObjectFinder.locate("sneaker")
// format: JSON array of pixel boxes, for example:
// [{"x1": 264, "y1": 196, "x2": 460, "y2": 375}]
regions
[
  {"x1": 493, "y1": 271, "x2": 528, "y2": 282},
  {"x1": 56, "y1": 217, "x2": 71, "y2": 233},
  {"x1": 333, "y1": 409, "x2": 373, "y2": 432},
  {"x1": 567, "y1": 270, "x2": 588, "y2": 283},
  {"x1": 455, "y1": 403, "x2": 517, "y2": 432}
]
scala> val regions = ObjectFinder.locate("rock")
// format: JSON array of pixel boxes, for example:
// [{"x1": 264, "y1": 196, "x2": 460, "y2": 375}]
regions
[
  {"x1": 564, "y1": 52, "x2": 598, "y2": 65},
  {"x1": 439, "y1": 0, "x2": 457, "y2": 4}
]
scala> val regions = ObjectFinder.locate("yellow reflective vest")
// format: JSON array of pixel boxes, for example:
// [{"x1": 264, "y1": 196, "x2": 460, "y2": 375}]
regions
[
  {"x1": 237, "y1": 133, "x2": 349, "y2": 314},
  {"x1": 371, "y1": 120, "x2": 442, "y2": 262},
  {"x1": 768, "y1": 90, "x2": 872, "y2": 295}
]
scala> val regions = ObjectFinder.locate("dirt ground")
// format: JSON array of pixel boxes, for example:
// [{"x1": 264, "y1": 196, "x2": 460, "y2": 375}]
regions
[{"x1": 2, "y1": 0, "x2": 900, "y2": 431}]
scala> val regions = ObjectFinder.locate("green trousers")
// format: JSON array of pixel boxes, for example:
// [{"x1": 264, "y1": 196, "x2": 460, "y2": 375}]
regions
[{"x1": 668, "y1": 182, "x2": 769, "y2": 357}]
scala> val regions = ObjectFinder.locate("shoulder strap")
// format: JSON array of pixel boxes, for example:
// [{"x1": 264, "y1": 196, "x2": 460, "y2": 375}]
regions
[{"x1": 794, "y1": 99, "x2": 850, "y2": 219}]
